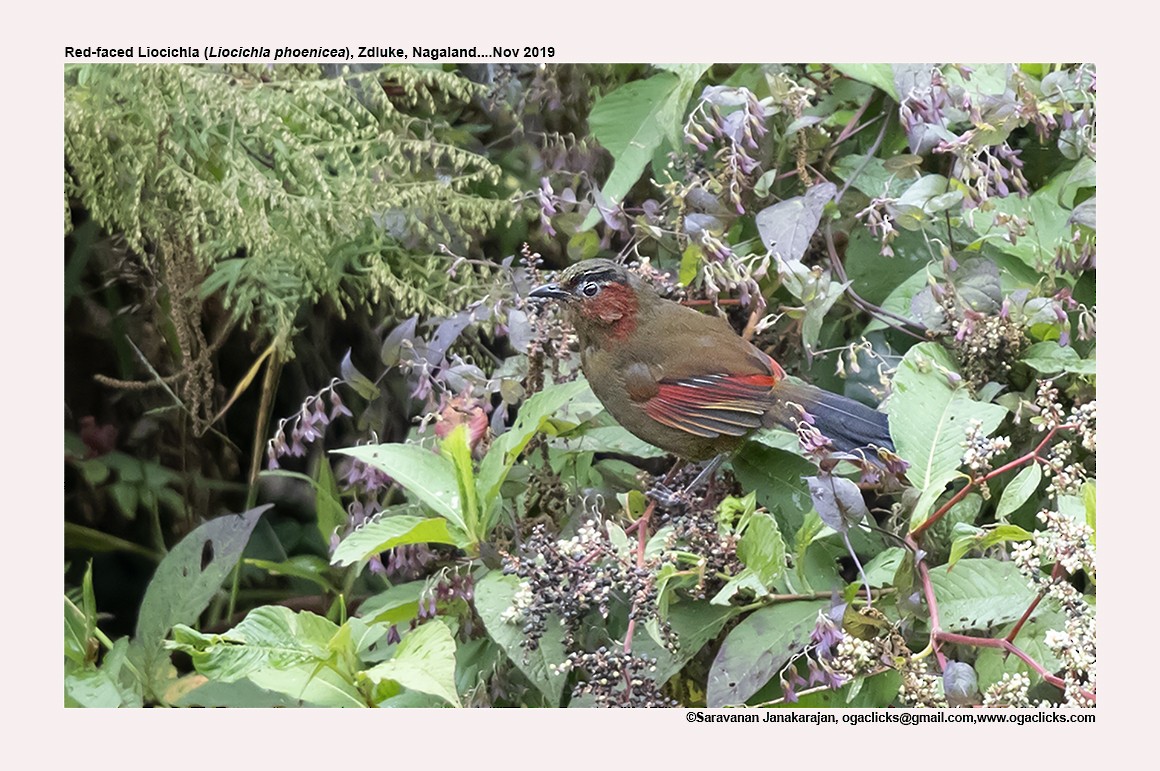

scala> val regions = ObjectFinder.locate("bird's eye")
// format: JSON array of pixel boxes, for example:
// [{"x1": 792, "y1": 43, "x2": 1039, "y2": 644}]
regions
[{"x1": 580, "y1": 281, "x2": 600, "y2": 297}]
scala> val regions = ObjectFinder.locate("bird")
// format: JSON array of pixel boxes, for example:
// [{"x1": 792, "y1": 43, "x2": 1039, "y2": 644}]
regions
[{"x1": 528, "y1": 259, "x2": 893, "y2": 485}]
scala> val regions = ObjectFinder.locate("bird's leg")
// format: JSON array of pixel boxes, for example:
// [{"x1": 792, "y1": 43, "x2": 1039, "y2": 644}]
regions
[{"x1": 647, "y1": 454, "x2": 726, "y2": 510}]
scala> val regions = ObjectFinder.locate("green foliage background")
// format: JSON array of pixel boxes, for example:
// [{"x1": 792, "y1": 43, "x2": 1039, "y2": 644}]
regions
[{"x1": 65, "y1": 62, "x2": 1095, "y2": 708}]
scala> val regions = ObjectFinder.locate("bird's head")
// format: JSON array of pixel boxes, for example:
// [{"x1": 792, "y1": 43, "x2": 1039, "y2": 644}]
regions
[{"x1": 529, "y1": 259, "x2": 653, "y2": 343}]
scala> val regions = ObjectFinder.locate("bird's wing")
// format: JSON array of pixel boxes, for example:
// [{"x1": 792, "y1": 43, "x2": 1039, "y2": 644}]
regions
[{"x1": 643, "y1": 372, "x2": 780, "y2": 438}]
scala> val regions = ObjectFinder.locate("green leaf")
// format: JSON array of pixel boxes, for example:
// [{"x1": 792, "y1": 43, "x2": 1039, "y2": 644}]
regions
[
  {"x1": 968, "y1": 169, "x2": 1076, "y2": 270},
  {"x1": 948, "y1": 524, "x2": 1033, "y2": 569},
  {"x1": 247, "y1": 663, "x2": 365, "y2": 707},
  {"x1": 832, "y1": 154, "x2": 916, "y2": 200},
  {"x1": 833, "y1": 64, "x2": 899, "y2": 99},
  {"x1": 558, "y1": 424, "x2": 667, "y2": 459},
  {"x1": 335, "y1": 444, "x2": 465, "y2": 533},
  {"x1": 477, "y1": 378, "x2": 591, "y2": 512},
  {"x1": 314, "y1": 457, "x2": 347, "y2": 548},
  {"x1": 730, "y1": 443, "x2": 815, "y2": 536},
  {"x1": 245, "y1": 555, "x2": 338, "y2": 593},
  {"x1": 995, "y1": 464, "x2": 1042, "y2": 521},
  {"x1": 1083, "y1": 481, "x2": 1096, "y2": 547},
  {"x1": 1021, "y1": 342, "x2": 1096, "y2": 376},
  {"x1": 929, "y1": 559, "x2": 1037, "y2": 632},
  {"x1": 861, "y1": 547, "x2": 906, "y2": 588},
  {"x1": 887, "y1": 343, "x2": 1007, "y2": 528},
  {"x1": 65, "y1": 667, "x2": 133, "y2": 708},
  {"x1": 441, "y1": 424, "x2": 481, "y2": 539},
  {"x1": 635, "y1": 602, "x2": 739, "y2": 683},
  {"x1": 361, "y1": 619, "x2": 461, "y2": 707},
  {"x1": 168, "y1": 605, "x2": 338, "y2": 682},
  {"x1": 581, "y1": 69, "x2": 706, "y2": 230},
  {"x1": 473, "y1": 572, "x2": 566, "y2": 705},
  {"x1": 755, "y1": 182, "x2": 837, "y2": 262},
  {"x1": 706, "y1": 600, "x2": 828, "y2": 706},
  {"x1": 173, "y1": 677, "x2": 307, "y2": 708},
  {"x1": 357, "y1": 582, "x2": 425, "y2": 626},
  {"x1": 130, "y1": 505, "x2": 269, "y2": 700},
  {"x1": 736, "y1": 511, "x2": 788, "y2": 590},
  {"x1": 771, "y1": 669, "x2": 902, "y2": 708},
  {"x1": 331, "y1": 514, "x2": 462, "y2": 567},
  {"x1": 863, "y1": 264, "x2": 933, "y2": 335},
  {"x1": 975, "y1": 608, "x2": 1066, "y2": 690}
]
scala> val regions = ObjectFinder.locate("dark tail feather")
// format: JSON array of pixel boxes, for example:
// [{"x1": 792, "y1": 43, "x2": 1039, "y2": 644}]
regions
[{"x1": 769, "y1": 380, "x2": 894, "y2": 454}]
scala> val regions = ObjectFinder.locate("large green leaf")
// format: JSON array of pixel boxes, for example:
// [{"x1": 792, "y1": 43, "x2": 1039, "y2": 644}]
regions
[
  {"x1": 730, "y1": 442, "x2": 815, "y2": 536},
  {"x1": 1021, "y1": 341, "x2": 1096, "y2": 376},
  {"x1": 580, "y1": 68, "x2": 707, "y2": 230},
  {"x1": 129, "y1": 505, "x2": 269, "y2": 700},
  {"x1": 635, "y1": 603, "x2": 739, "y2": 684},
  {"x1": 168, "y1": 605, "x2": 338, "y2": 682},
  {"x1": 473, "y1": 571, "x2": 567, "y2": 705},
  {"x1": 335, "y1": 444, "x2": 465, "y2": 533},
  {"x1": 968, "y1": 169, "x2": 1076, "y2": 270},
  {"x1": 928, "y1": 559, "x2": 1037, "y2": 632},
  {"x1": 832, "y1": 64, "x2": 899, "y2": 99},
  {"x1": 441, "y1": 424, "x2": 480, "y2": 538},
  {"x1": 331, "y1": 513, "x2": 463, "y2": 567},
  {"x1": 886, "y1": 343, "x2": 1007, "y2": 528},
  {"x1": 361, "y1": 619, "x2": 461, "y2": 707},
  {"x1": 706, "y1": 600, "x2": 828, "y2": 706}
]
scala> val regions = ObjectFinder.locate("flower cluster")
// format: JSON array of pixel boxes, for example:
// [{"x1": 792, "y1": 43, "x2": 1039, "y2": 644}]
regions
[
  {"x1": 265, "y1": 379, "x2": 351, "y2": 469},
  {"x1": 420, "y1": 570, "x2": 478, "y2": 638},
  {"x1": 1011, "y1": 505, "x2": 1096, "y2": 707},
  {"x1": 941, "y1": 292, "x2": 1029, "y2": 389},
  {"x1": 856, "y1": 196, "x2": 901, "y2": 257},
  {"x1": 778, "y1": 610, "x2": 851, "y2": 703},
  {"x1": 898, "y1": 658, "x2": 947, "y2": 708},
  {"x1": 683, "y1": 85, "x2": 770, "y2": 214},
  {"x1": 936, "y1": 139, "x2": 1029, "y2": 207},
  {"x1": 982, "y1": 672, "x2": 1032, "y2": 708},
  {"x1": 960, "y1": 419, "x2": 1012, "y2": 475},
  {"x1": 655, "y1": 478, "x2": 742, "y2": 601}
]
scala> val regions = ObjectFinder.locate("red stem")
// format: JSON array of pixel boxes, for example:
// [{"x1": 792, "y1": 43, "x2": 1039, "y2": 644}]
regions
[
  {"x1": 1005, "y1": 564, "x2": 1064, "y2": 643},
  {"x1": 910, "y1": 424, "x2": 1076, "y2": 538},
  {"x1": 620, "y1": 499, "x2": 656, "y2": 700},
  {"x1": 935, "y1": 631, "x2": 1095, "y2": 703}
]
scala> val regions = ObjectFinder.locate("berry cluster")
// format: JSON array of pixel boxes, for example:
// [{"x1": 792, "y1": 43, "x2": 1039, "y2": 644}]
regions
[
  {"x1": 500, "y1": 518, "x2": 680, "y2": 707},
  {"x1": 942, "y1": 295, "x2": 1029, "y2": 389},
  {"x1": 501, "y1": 521, "x2": 661, "y2": 651},
  {"x1": 657, "y1": 498, "x2": 741, "y2": 601},
  {"x1": 559, "y1": 646, "x2": 677, "y2": 708}
]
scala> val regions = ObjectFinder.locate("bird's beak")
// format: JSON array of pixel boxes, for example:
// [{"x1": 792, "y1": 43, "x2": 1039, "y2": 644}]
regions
[{"x1": 529, "y1": 282, "x2": 570, "y2": 301}]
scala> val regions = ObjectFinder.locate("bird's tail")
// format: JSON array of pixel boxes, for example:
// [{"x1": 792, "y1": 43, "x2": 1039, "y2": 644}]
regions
[{"x1": 767, "y1": 379, "x2": 894, "y2": 455}]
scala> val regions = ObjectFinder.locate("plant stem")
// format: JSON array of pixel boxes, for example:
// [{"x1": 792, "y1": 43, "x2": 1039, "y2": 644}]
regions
[{"x1": 910, "y1": 423, "x2": 1076, "y2": 538}]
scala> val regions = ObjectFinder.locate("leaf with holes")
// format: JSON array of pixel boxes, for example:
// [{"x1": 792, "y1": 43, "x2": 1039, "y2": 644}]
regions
[
  {"x1": 168, "y1": 605, "x2": 338, "y2": 682},
  {"x1": 129, "y1": 505, "x2": 269, "y2": 701},
  {"x1": 928, "y1": 559, "x2": 1037, "y2": 632}
]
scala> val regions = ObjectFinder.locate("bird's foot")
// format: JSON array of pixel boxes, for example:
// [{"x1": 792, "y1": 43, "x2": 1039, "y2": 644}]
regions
[{"x1": 646, "y1": 481, "x2": 695, "y2": 512}]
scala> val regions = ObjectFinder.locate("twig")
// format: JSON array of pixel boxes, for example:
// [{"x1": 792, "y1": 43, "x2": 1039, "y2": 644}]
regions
[{"x1": 910, "y1": 424, "x2": 1077, "y2": 538}]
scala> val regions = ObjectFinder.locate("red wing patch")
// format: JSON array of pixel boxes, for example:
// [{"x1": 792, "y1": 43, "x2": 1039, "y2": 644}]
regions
[{"x1": 644, "y1": 373, "x2": 779, "y2": 438}]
